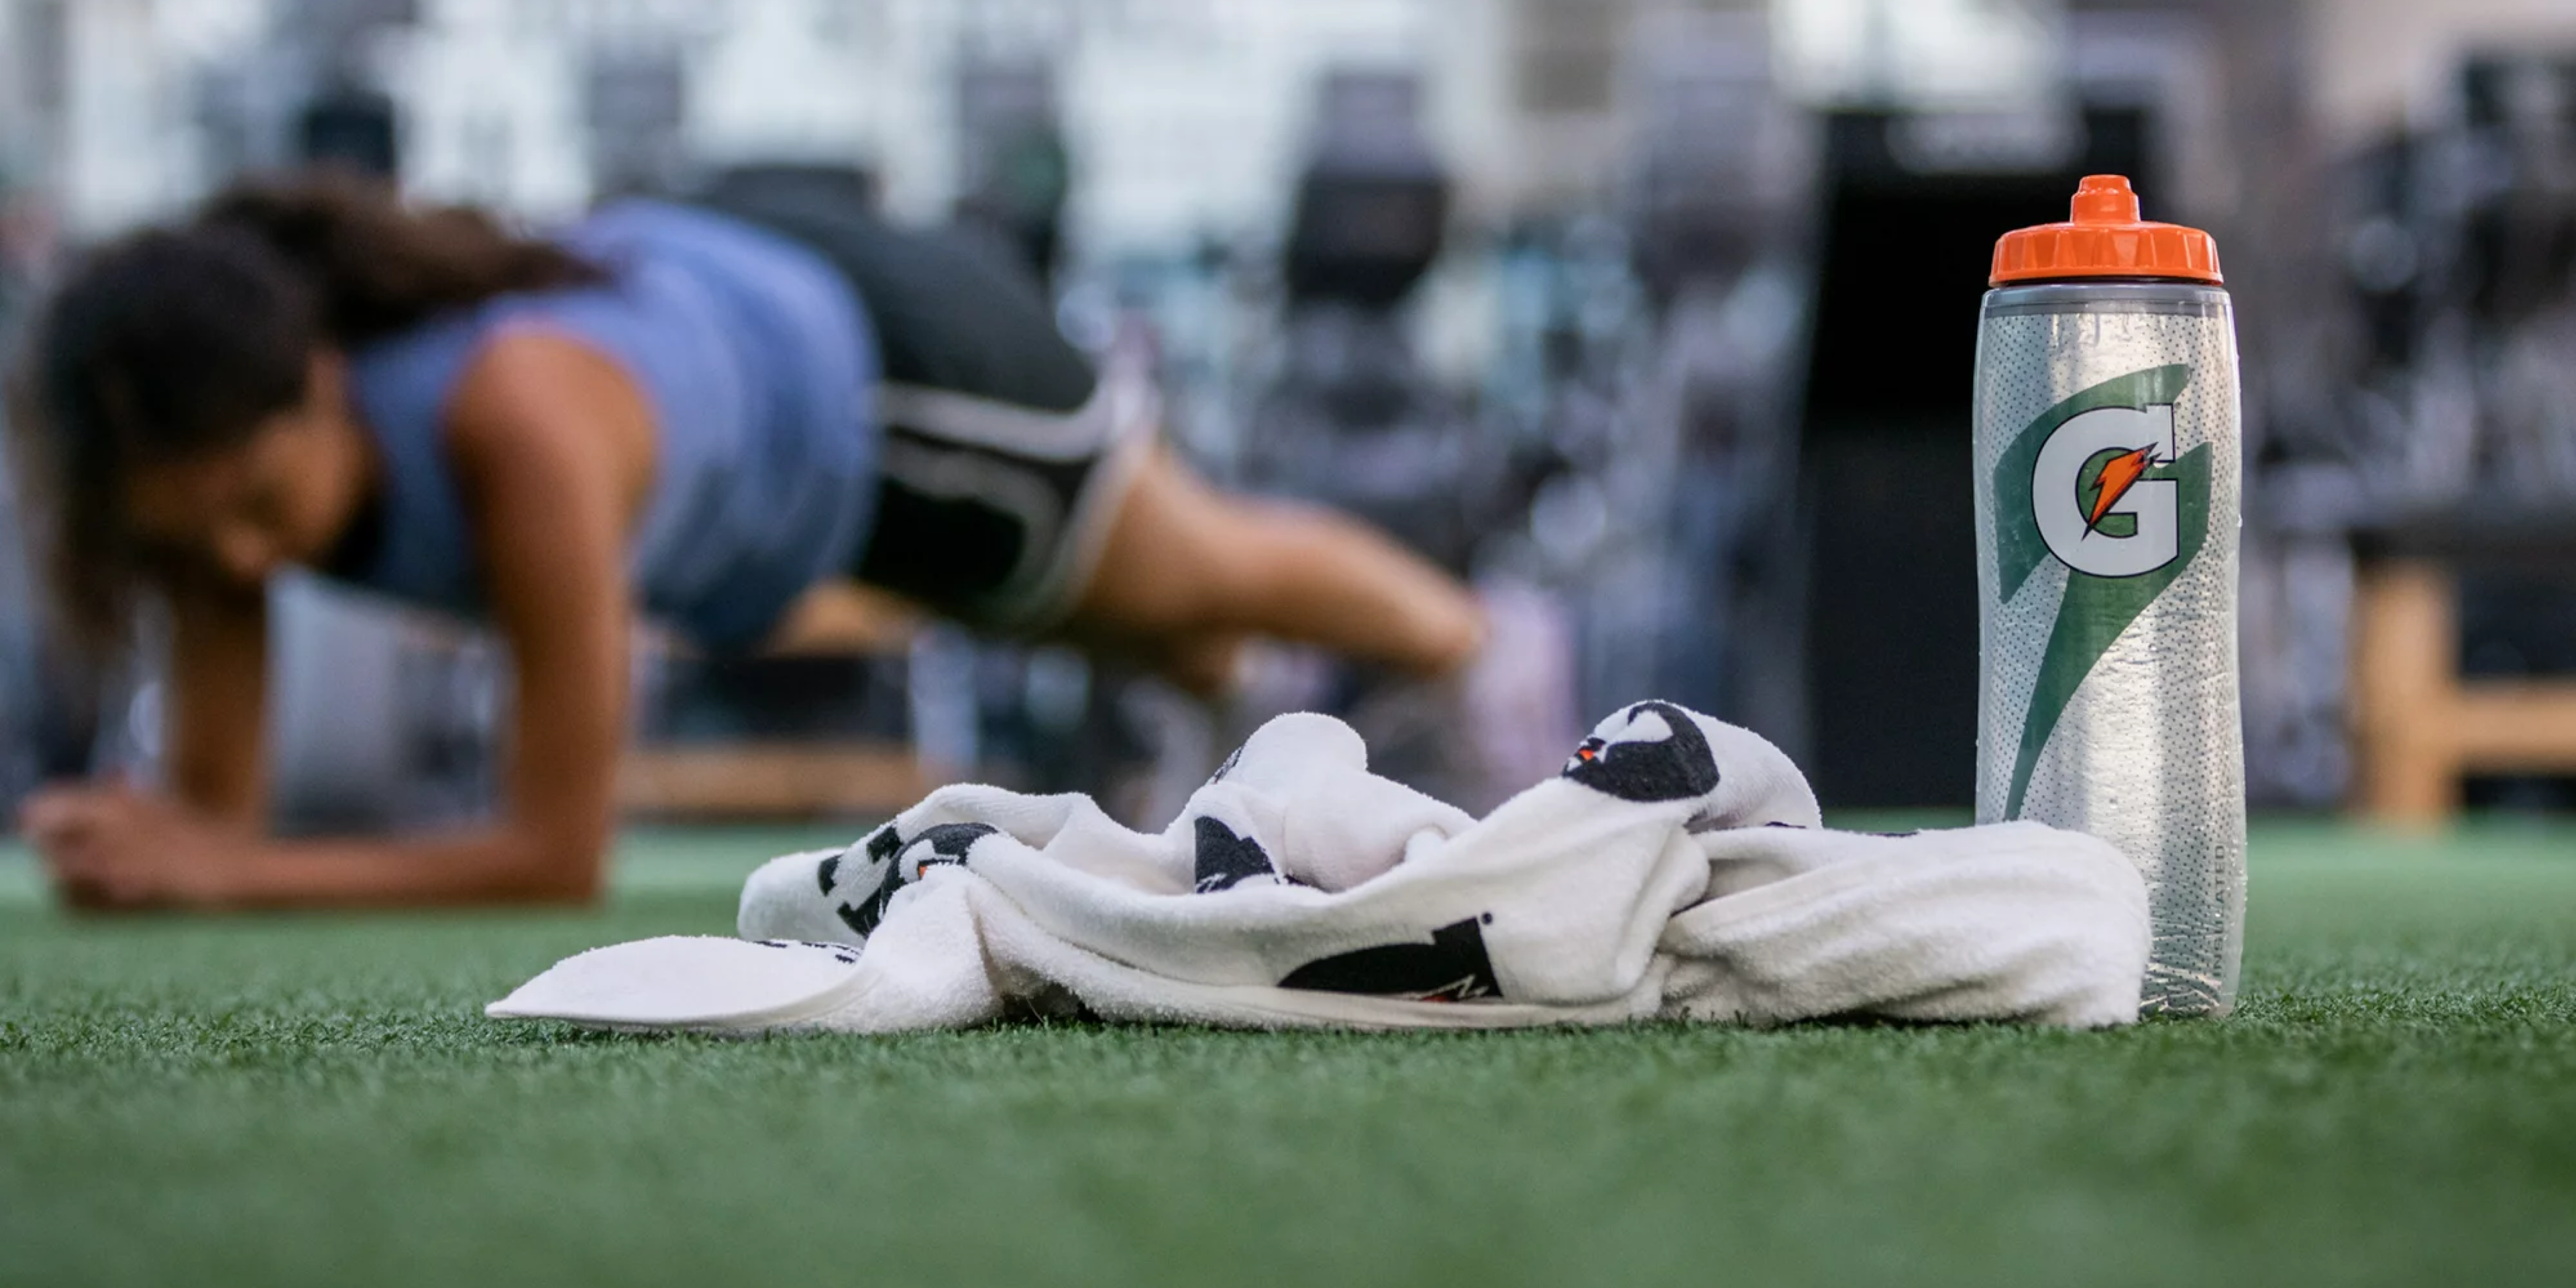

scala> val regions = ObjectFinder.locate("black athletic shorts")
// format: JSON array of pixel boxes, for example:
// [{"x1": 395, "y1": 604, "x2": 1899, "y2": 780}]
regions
[{"x1": 693, "y1": 183, "x2": 1152, "y2": 634}]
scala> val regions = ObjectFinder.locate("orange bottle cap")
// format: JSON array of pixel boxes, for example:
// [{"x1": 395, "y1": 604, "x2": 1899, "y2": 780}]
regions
[{"x1": 1989, "y1": 174, "x2": 2221, "y2": 286}]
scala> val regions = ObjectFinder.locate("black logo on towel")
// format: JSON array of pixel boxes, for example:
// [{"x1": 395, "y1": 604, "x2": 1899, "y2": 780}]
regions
[
  {"x1": 831, "y1": 822, "x2": 998, "y2": 938},
  {"x1": 1561, "y1": 700, "x2": 1720, "y2": 803},
  {"x1": 755, "y1": 939, "x2": 861, "y2": 965},
  {"x1": 1191, "y1": 816, "x2": 1276, "y2": 894},
  {"x1": 1279, "y1": 915, "x2": 1502, "y2": 1002},
  {"x1": 907, "y1": 823, "x2": 1000, "y2": 869}
]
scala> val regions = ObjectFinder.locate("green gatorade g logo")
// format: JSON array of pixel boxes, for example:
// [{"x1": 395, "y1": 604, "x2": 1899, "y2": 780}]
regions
[
  {"x1": 1990, "y1": 364, "x2": 2211, "y2": 820},
  {"x1": 1974, "y1": 175, "x2": 2245, "y2": 1017},
  {"x1": 2028, "y1": 376, "x2": 2192, "y2": 578}
]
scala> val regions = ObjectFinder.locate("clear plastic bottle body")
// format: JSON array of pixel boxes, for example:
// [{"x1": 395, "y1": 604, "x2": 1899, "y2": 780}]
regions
[{"x1": 1972, "y1": 280, "x2": 2245, "y2": 1016}]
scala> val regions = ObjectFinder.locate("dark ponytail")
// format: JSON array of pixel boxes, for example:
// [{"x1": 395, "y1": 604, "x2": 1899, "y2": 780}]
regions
[
  {"x1": 197, "y1": 170, "x2": 602, "y2": 343},
  {"x1": 5, "y1": 170, "x2": 602, "y2": 655}
]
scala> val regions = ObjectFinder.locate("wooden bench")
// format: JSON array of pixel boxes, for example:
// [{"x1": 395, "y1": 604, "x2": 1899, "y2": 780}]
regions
[
  {"x1": 619, "y1": 741, "x2": 936, "y2": 820},
  {"x1": 2350, "y1": 510, "x2": 2576, "y2": 826},
  {"x1": 619, "y1": 591, "x2": 941, "y2": 820}
]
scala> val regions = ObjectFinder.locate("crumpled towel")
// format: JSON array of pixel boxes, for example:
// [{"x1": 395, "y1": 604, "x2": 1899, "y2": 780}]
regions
[{"x1": 490, "y1": 702, "x2": 2151, "y2": 1034}]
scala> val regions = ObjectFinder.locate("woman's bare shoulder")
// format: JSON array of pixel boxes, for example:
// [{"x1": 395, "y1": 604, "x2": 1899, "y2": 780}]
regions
[{"x1": 441, "y1": 329, "x2": 657, "y2": 522}]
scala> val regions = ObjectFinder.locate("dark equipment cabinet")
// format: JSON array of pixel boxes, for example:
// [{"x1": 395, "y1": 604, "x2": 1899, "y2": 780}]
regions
[{"x1": 1799, "y1": 106, "x2": 2155, "y2": 807}]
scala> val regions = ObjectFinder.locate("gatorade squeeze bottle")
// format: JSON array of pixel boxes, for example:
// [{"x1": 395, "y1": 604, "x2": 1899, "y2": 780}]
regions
[{"x1": 1972, "y1": 174, "x2": 2245, "y2": 1016}]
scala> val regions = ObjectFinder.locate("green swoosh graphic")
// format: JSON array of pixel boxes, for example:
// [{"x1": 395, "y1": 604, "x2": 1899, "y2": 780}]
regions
[
  {"x1": 1992, "y1": 364, "x2": 2194, "y2": 601},
  {"x1": 2005, "y1": 443, "x2": 2210, "y2": 818}
]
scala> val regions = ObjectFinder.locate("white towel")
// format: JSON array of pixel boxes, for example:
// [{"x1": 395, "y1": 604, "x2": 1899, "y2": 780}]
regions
[{"x1": 490, "y1": 702, "x2": 2151, "y2": 1034}]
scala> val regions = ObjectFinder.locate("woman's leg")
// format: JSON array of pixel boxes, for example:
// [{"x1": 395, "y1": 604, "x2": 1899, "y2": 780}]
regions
[
  {"x1": 1063, "y1": 450, "x2": 1486, "y2": 686},
  {"x1": 690, "y1": 194, "x2": 1479, "y2": 680}
]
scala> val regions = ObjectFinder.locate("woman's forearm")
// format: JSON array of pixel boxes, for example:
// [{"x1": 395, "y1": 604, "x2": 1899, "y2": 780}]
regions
[{"x1": 222, "y1": 826, "x2": 605, "y2": 909}]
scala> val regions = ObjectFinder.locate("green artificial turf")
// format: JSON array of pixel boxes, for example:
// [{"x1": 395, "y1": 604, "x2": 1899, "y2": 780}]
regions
[{"x1": 3, "y1": 820, "x2": 2573, "y2": 1287}]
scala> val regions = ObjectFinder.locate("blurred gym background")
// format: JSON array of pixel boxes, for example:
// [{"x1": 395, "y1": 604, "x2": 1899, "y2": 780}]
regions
[{"x1": 4, "y1": 0, "x2": 2576, "y2": 829}]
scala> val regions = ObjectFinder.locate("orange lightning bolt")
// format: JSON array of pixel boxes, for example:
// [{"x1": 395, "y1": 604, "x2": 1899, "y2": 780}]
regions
[{"x1": 2086, "y1": 447, "x2": 2157, "y2": 532}]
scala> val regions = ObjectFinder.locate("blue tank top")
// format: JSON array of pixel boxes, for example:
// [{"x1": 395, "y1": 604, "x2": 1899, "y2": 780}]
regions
[{"x1": 343, "y1": 200, "x2": 877, "y2": 651}]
